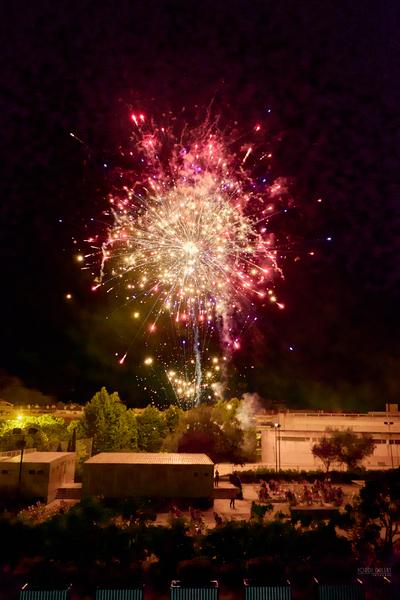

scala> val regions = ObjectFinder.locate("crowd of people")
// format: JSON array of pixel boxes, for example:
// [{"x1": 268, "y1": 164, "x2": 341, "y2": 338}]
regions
[{"x1": 258, "y1": 479, "x2": 345, "y2": 507}]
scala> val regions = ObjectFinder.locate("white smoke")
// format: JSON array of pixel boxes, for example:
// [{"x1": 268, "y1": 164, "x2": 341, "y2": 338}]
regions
[{"x1": 236, "y1": 392, "x2": 264, "y2": 429}]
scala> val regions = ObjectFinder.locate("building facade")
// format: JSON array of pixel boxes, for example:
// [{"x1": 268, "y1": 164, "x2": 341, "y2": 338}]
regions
[
  {"x1": 256, "y1": 406, "x2": 400, "y2": 471},
  {"x1": 0, "y1": 451, "x2": 75, "y2": 502},
  {"x1": 82, "y1": 452, "x2": 214, "y2": 501}
]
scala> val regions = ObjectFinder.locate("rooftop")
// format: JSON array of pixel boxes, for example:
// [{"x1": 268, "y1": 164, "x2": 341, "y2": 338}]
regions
[
  {"x1": 85, "y1": 452, "x2": 214, "y2": 465},
  {"x1": 0, "y1": 452, "x2": 74, "y2": 464}
]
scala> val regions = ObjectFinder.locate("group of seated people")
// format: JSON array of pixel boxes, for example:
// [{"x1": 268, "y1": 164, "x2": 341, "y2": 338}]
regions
[
  {"x1": 169, "y1": 504, "x2": 205, "y2": 533},
  {"x1": 258, "y1": 479, "x2": 281, "y2": 501},
  {"x1": 258, "y1": 479, "x2": 345, "y2": 507}
]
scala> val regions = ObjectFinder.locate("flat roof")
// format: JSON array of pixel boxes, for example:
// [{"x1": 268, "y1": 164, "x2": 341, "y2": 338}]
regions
[
  {"x1": 85, "y1": 452, "x2": 213, "y2": 465},
  {"x1": 0, "y1": 452, "x2": 74, "y2": 464}
]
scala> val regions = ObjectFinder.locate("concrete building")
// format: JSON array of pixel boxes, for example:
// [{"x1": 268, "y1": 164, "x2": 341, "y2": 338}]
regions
[
  {"x1": 256, "y1": 406, "x2": 400, "y2": 471},
  {"x1": 0, "y1": 451, "x2": 75, "y2": 502},
  {"x1": 82, "y1": 452, "x2": 214, "y2": 501}
]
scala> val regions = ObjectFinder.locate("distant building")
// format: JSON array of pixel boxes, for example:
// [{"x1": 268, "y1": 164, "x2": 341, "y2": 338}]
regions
[
  {"x1": 0, "y1": 400, "x2": 13, "y2": 416},
  {"x1": 256, "y1": 405, "x2": 400, "y2": 470},
  {"x1": 0, "y1": 451, "x2": 75, "y2": 502},
  {"x1": 82, "y1": 452, "x2": 214, "y2": 501}
]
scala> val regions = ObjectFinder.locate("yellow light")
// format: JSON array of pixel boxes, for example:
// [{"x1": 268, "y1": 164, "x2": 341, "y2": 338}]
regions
[
  {"x1": 76, "y1": 254, "x2": 84, "y2": 263},
  {"x1": 144, "y1": 357, "x2": 153, "y2": 366},
  {"x1": 65, "y1": 293, "x2": 72, "y2": 300},
  {"x1": 132, "y1": 312, "x2": 140, "y2": 319},
  {"x1": 17, "y1": 414, "x2": 23, "y2": 421}
]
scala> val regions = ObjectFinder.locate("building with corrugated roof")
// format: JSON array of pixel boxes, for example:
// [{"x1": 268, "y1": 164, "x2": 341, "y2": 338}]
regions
[
  {"x1": 0, "y1": 451, "x2": 75, "y2": 502},
  {"x1": 82, "y1": 452, "x2": 214, "y2": 501}
]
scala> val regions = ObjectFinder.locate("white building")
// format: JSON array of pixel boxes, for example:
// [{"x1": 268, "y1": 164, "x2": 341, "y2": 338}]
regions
[
  {"x1": 0, "y1": 451, "x2": 75, "y2": 502},
  {"x1": 256, "y1": 404, "x2": 400, "y2": 471}
]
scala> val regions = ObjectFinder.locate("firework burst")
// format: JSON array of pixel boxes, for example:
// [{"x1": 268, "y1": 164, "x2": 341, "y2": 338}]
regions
[{"x1": 90, "y1": 112, "x2": 287, "y2": 404}]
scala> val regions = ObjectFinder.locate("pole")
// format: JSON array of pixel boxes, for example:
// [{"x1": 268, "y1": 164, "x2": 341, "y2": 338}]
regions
[
  {"x1": 278, "y1": 425, "x2": 281, "y2": 472},
  {"x1": 18, "y1": 444, "x2": 24, "y2": 499},
  {"x1": 12, "y1": 427, "x2": 37, "y2": 501},
  {"x1": 274, "y1": 426, "x2": 278, "y2": 473},
  {"x1": 384, "y1": 421, "x2": 394, "y2": 468}
]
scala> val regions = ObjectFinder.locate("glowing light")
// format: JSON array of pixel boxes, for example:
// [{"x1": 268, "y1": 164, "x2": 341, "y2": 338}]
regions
[
  {"x1": 144, "y1": 357, "x2": 153, "y2": 365},
  {"x1": 65, "y1": 293, "x2": 72, "y2": 300}
]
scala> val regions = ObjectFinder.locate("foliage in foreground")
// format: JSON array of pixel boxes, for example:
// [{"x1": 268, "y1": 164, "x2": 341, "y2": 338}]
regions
[{"x1": 0, "y1": 497, "x2": 354, "y2": 585}]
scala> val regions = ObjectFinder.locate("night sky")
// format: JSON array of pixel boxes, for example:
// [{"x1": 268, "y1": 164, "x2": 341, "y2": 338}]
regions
[{"x1": 0, "y1": 1, "x2": 399, "y2": 409}]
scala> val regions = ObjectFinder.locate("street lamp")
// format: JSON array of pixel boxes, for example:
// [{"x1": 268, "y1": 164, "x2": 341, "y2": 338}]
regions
[
  {"x1": 12, "y1": 427, "x2": 38, "y2": 500},
  {"x1": 384, "y1": 421, "x2": 394, "y2": 468},
  {"x1": 274, "y1": 423, "x2": 282, "y2": 473}
]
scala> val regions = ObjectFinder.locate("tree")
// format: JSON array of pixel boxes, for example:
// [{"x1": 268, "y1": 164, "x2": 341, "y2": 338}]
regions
[
  {"x1": 163, "y1": 401, "x2": 256, "y2": 463},
  {"x1": 164, "y1": 405, "x2": 182, "y2": 433},
  {"x1": 0, "y1": 415, "x2": 68, "y2": 451},
  {"x1": 332, "y1": 429, "x2": 375, "y2": 471},
  {"x1": 78, "y1": 387, "x2": 137, "y2": 453},
  {"x1": 312, "y1": 429, "x2": 375, "y2": 472},
  {"x1": 357, "y1": 469, "x2": 400, "y2": 555},
  {"x1": 311, "y1": 437, "x2": 340, "y2": 472},
  {"x1": 136, "y1": 405, "x2": 167, "y2": 452}
]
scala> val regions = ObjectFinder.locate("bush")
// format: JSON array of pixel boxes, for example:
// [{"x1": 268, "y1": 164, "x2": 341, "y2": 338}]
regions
[
  {"x1": 237, "y1": 467, "x2": 386, "y2": 484},
  {"x1": 177, "y1": 557, "x2": 215, "y2": 584},
  {"x1": 246, "y1": 556, "x2": 286, "y2": 584}
]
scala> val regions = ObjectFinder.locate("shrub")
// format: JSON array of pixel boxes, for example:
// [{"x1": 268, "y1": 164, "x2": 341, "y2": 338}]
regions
[
  {"x1": 177, "y1": 557, "x2": 215, "y2": 583},
  {"x1": 246, "y1": 556, "x2": 286, "y2": 584}
]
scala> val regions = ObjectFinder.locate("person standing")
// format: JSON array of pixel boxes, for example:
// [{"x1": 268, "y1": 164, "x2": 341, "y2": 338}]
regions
[{"x1": 214, "y1": 467, "x2": 220, "y2": 487}]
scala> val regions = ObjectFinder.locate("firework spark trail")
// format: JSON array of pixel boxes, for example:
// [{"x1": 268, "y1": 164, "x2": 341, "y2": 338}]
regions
[
  {"x1": 193, "y1": 323, "x2": 202, "y2": 404},
  {"x1": 91, "y1": 112, "x2": 287, "y2": 405}
]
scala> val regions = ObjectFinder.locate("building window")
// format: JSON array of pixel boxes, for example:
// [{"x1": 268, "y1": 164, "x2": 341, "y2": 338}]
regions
[
  {"x1": 389, "y1": 440, "x2": 400, "y2": 445},
  {"x1": 281, "y1": 436, "x2": 309, "y2": 442},
  {"x1": 1, "y1": 470, "x2": 9, "y2": 475},
  {"x1": 28, "y1": 469, "x2": 35, "y2": 475},
  {"x1": 193, "y1": 472, "x2": 198, "y2": 477},
  {"x1": 36, "y1": 469, "x2": 44, "y2": 474}
]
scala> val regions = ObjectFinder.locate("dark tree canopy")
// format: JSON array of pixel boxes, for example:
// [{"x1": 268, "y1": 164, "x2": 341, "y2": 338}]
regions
[{"x1": 312, "y1": 429, "x2": 375, "y2": 471}]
